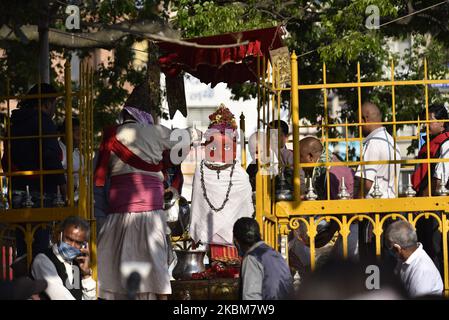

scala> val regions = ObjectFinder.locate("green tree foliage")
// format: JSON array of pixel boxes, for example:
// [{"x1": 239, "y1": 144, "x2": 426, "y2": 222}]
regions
[
  {"x1": 0, "y1": 0, "x2": 166, "y2": 136},
  {"x1": 173, "y1": 0, "x2": 449, "y2": 155}
]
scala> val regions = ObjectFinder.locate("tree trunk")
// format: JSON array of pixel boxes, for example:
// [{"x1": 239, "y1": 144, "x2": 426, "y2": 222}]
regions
[
  {"x1": 38, "y1": 0, "x2": 50, "y2": 83},
  {"x1": 147, "y1": 41, "x2": 161, "y2": 124}
]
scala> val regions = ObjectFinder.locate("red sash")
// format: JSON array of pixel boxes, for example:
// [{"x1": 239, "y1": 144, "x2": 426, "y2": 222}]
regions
[
  {"x1": 94, "y1": 125, "x2": 165, "y2": 187},
  {"x1": 411, "y1": 132, "x2": 449, "y2": 194}
]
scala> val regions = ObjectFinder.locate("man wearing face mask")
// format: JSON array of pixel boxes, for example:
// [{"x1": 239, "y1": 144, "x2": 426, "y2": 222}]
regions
[
  {"x1": 385, "y1": 221, "x2": 443, "y2": 298},
  {"x1": 233, "y1": 217, "x2": 293, "y2": 300},
  {"x1": 190, "y1": 104, "x2": 253, "y2": 263},
  {"x1": 31, "y1": 216, "x2": 96, "y2": 300}
]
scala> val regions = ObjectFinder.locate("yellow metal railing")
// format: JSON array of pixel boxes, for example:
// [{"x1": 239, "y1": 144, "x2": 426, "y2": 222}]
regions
[
  {"x1": 254, "y1": 51, "x2": 449, "y2": 296},
  {"x1": 0, "y1": 61, "x2": 95, "y2": 272}
]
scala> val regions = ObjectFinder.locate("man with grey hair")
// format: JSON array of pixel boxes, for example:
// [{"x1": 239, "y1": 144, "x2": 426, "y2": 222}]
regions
[
  {"x1": 385, "y1": 220, "x2": 443, "y2": 298},
  {"x1": 31, "y1": 216, "x2": 96, "y2": 300}
]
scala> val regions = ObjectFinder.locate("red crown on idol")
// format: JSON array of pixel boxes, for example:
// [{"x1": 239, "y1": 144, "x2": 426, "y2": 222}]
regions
[{"x1": 207, "y1": 104, "x2": 238, "y2": 133}]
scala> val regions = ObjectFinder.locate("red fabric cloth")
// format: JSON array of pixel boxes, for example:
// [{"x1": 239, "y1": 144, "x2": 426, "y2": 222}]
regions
[
  {"x1": 412, "y1": 132, "x2": 449, "y2": 194},
  {"x1": 108, "y1": 173, "x2": 164, "y2": 213},
  {"x1": 209, "y1": 244, "x2": 240, "y2": 263},
  {"x1": 157, "y1": 27, "x2": 284, "y2": 87},
  {"x1": 94, "y1": 125, "x2": 164, "y2": 187}
]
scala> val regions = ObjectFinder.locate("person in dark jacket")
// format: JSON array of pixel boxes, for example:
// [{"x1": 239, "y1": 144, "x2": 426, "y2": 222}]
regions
[
  {"x1": 233, "y1": 217, "x2": 293, "y2": 300},
  {"x1": 2, "y1": 83, "x2": 66, "y2": 257},
  {"x1": 4, "y1": 83, "x2": 66, "y2": 199}
]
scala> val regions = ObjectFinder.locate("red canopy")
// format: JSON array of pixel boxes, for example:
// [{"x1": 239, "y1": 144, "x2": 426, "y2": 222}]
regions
[{"x1": 157, "y1": 26, "x2": 284, "y2": 87}]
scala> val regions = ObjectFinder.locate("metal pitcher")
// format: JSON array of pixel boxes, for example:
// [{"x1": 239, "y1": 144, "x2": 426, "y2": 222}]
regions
[{"x1": 172, "y1": 250, "x2": 206, "y2": 280}]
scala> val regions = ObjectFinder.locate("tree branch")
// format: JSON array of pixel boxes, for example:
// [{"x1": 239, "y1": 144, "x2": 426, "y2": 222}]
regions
[
  {"x1": 0, "y1": 20, "x2": 254, "y2": 50},
  {"x1": 0, "y1": 20, "x2": 180, "y2": 49}
]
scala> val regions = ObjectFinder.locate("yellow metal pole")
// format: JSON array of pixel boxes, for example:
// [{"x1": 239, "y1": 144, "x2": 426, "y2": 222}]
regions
[
  {"x1": 240, "y1": 113, "x2": 247, "y2": 169},
  {"x1": 309, "y1": 217, "x2": 316, "y2": 271},
  {"x1": 375, "y1": 214, "x2": 382, "y2": 257},
  {"x1": 290, "y1": 52, "x2": 300, "y2": 201},
  {"x1": 255, "y1": 53, "x2": 263, "y2": 233},
  {"x1": 323, "y1": 63, "x2": 331, "y2": 201},
  {"x1": 345, "y1": 118, "x2": 349, "y2": 163},
  {"x1": 424, "y1": 59, "x2": 432, "y2": 196},
  {"x1": 391, "y1": 60, "x2": 398, "y2": 197},
  {"x1": 357, "y1": 63, "x2": 364, "y2": 197},
  {"x1": 342, "y1": 215, "x2": 348, "y2": 259},
  {"x1": 64, "y1": 61, "x2": 74, "y2": 207},
  {"x1": 270, "y1": 62, "x2": 276, "y2": 215}
]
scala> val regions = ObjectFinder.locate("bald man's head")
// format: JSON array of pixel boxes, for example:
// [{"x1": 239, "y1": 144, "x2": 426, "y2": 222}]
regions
[
  {"x1": 300, "y1": 137, "x2": 323, "y2": 172},
  {"x1": 361, "y1": 102, "x2": 383, "y2": 136}
]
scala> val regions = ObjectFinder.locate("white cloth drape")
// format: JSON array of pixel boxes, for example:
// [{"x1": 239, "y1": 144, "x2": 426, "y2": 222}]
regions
[{"x1": 190, "y1": 161, "x2": 253, "y2": 245}]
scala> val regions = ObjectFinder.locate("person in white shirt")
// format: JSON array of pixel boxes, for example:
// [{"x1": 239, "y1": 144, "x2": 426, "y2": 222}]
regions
[
  {"x1": 355, "y1": 102, "x2": 401, "y2": 199},
  {"x1": 385, "y1": 220, "x2": 443, "y2": 298},
  {"x1": 58, "y1": 118, "x2": 81, "y2": 201},
  {"x1": 31, "y1": 216, "x2": 96, "y2": 300},
  {"x1": 354, "y1": 102, "x2": 402, "y2": 262}
]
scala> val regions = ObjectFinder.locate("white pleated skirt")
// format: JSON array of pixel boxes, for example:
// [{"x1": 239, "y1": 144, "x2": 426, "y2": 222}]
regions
[{"x1": 97, "y1": 210, "x2": 172, "y2": 300}]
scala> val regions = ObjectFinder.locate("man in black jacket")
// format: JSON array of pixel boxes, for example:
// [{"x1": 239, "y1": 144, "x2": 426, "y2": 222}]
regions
[{"x1": 2, "y1": 83, "x2": 66, "y2": 256}]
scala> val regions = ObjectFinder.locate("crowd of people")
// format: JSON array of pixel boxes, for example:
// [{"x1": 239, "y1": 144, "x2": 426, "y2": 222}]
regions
[{"x1": 0, "y1": 82, "x2": 448, "y2": 300}]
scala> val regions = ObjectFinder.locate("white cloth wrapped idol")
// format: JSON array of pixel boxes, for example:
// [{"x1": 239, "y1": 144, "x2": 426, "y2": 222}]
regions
[
  {"x1": 189, "y1": 104, "x2": 254, "y2": 246},
  {"x1": 190, "y1": 160, "x2": 254, "y2": 245}
]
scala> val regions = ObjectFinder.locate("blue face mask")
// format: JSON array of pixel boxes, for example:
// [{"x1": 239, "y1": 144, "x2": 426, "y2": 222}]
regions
[{"x1": 58, "y1": 240, "x2": 81, "y2": 261}]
